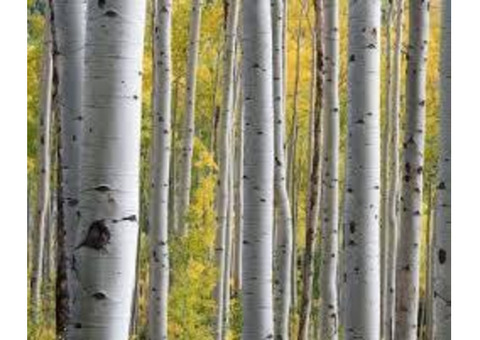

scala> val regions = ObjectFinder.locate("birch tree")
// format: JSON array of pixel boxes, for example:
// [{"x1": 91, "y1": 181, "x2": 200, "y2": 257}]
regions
[
  {"x1": 215, "y1": 0, "x2": 239, "y2": 338},
  {"x1": 344, "y1": 1, "x2": 381, "y2": 339},
  {"x1": 30, "y1": 5, "x2": 53, "y2": 322},
  {"x1": 271, "y1": 1, "x2": 293, "y2": 338},
  {"x1": 384, "y1": 1, "x2": 405, "y2": 339},
  {"x1": 432, "y1": 0, "x2": 451, "y2": 338},
  {"x1": 319, "y1": 0, "x2": 339, "y2": 339},
  {"x1": 52, "y1": 0, "x2": 87, "y2": 333},
  {"x1": 241, "y1": 0, "x2": 275, "y2": 338},
  {"x1": 69, "y1": 0, "x2": 147, "y2": 338},
  {"x1": 148, "y1": 0, "x2": 172, "y2": 339},
  {"x1": 394, "y1": 0, "x2": 430, "y2": 339},
  {"x1": 177, "y1": 0, "x2": 203, "y2": 235}
]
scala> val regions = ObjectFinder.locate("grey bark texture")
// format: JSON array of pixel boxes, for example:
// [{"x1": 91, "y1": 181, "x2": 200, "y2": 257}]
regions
[
  {"x1": 344, "y1": 1, "x2": 382, "y2": 339},
  {"x1": 394, "y1": 0, "x2": 430, "y2": 339},
  {"x1": 241, "y1": 0, "x2": 275, "y2": 338},
  {"x1": 148, "y1": 0, "x2": 172, "y2": 339},
  {"x1": 432, "y1": 0, "x2": 451, "y2": 338}
]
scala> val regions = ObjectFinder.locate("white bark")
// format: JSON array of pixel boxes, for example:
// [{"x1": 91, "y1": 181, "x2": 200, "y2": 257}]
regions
[
  {"x1": 69, "y1": 0, "x2": 147, "y2": 338},
  {"x1": 271, "y1": 1, "x2": 293, "y2": 339},
  {"x1": 432, "y1": 0, "x2": 451, "y2": 338},
  {"x1": 384, "y1": 1, "x2": 405, "y2": 339},
  {"x1": 148, "y1": 1, "x2": 172, "y2": 339},
  {"x1": 241, "y1": 0, "x2": 275, "y2": 338},
  {"x1": 344, "y1": 1, "x2": 381, "y2": 339},
  {"x1": 394, "y1": 1, "x2": 430, "y2": 339},
  {"x1": 177, "y1": 0, "x2": 203, "y2": 235},
  {"x1": 215, "y1": 1, "x2": 239, "y2": 338},
  {"x1": 30, "y1": 8, "x2": 53, "y2": 323},
  {"x1": 319, "y1": 0, "x2": 339, "y2": 339}
]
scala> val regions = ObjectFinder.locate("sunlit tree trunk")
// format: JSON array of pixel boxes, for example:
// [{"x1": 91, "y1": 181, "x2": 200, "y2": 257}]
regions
[
  {"x1": 215, "y1": 0, "x2": 239, "y2": 338},
  {"x1": 177, "y1": 0, "x2": 203, "y2": 235},
  {"x1": 394, "y1": 1, "x2": 430, "y2": 339},
  {"x1": 271, "y1": 1, "x2": 293, "y2": 338},
  {"x1": 344, "y1": 1, "x2": 381, "y2": 339},
  {"x1": 298, "y1": 2, "x2": 323, "y2": 339},
  {"x1": 319, "y1": 0, "x2": 339, "y2": 339},
  {"x1": 432, "y1": 0, "x2": 451, "y2": 338},
  {"x1": 148, "y1": 1, "x2": 172, "y2": 339},
  {"x1": 384, "y1": 1, "x2": 404, "y2": 339},
  {"x1": 69, "y1": 0, "x2": 147, "y2": 338},
  {"x1": 29, "y1": 6, "x2": 53, "y2": 323},
  {"x1": 241, "y1": 0, "x2": 275, "y2": 337}
]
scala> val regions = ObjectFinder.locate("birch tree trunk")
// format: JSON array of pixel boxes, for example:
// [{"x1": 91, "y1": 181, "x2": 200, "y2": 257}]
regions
[
  {"x1": 148, "y1": 1, "x2": 172, "y2": 339},
  {"x1": 344, "y1": 1, "x2": 381, "y2": 339},
  {"x1": 394, "y1": 1, "x2": 430, "y2": 339},
  {"x1": 319, "y1": 0, "x2": 339, "y2": 339},
  {"x1": 271, "y1": 1, "x2": 293, "y2": 338},
  {"x1": 52, "y1": 0, "x2": 86, "y2": 333},
  {"x1": 29, "y1": 7, "x2": 53, "y2": 323},
  {"x1": 177, "y1": 0, "x2": 203, "y2": 235},
  {"x1": 384, "y1": 1, "x2": 405, "y2": 339},
  {"x1": 432, "y1": 0, "x2": 451, "y2": 338},
  {"x1": 215, "y1": 1, "x2": 239, "y2": 338},
  {"x1": 241, "y1": 0, "x2": 275, "y2": 337},
  {"x1": 69, "y1": 0, "x2": 147, "y2": 338},
  {"x1": 299, "y1": 2, "x2": 323, "y2": 339}
]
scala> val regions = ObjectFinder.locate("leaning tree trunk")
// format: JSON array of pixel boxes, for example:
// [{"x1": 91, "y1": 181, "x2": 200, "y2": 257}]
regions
[
  {"x1": 241, "y1": 0, "x2": 275, "y2": 338},
  {"x1": 69, "y1": 1, "x2": 147, "y2": 339},
  {"x1": 29, "y1": 5, "x2": 53, "y2": 323},
  {"x1": 344, "y1": 1, "x2": 382, "y2": 340},
  {"x1": 298, "y1": 2, "x2": 323, "y2": 339},
  {"x1": 148, "y1": 1, "x2": 172, "y2": 339},
  {"x1": 319, "y1": 0, "x2": 339, "y2": 339},
  {"x1": 52, "y1": 0, "x2": 86, "y2": 334},
  {"x1": 271, "y1": 1, "x2": 293, "y2": 338},
  {"x1": 384, "y1": 1, "x2": 405, "y2": 339},
  {"x1": 215, "y1": 0, "x2": 239, "y2": 338},
  {"x1": 177, "y1": 0, "x2": 203, "y2": 235},
  {"x1": 432, "y1": 0, "x2": 451, "y2": 338},
  {"x1": 394, "y1": 1, "x2": 430, "y2": 339}
]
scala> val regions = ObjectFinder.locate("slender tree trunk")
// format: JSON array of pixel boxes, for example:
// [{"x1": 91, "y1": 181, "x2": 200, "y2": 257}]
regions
[
  {"x1": 344, "y1": 1, "x2": 382, "y2": 339},
  {"x1": 177, "y1": 0, "x2": 203, "y2": 235},
  {"x1": 30, "y1": 6, "x2": 53, "y2": 323},
  {"x1": 394, "y1": 1, "x2": 430, "y2": 339},
  {"x1": 148, "y1": 1, "x2": 172, "y2": 339},
  {"x1": 380, "y1": 2, "x2": 394, "y2": 338},
  {"x1": 215, "y1": 1, "x2": 240, "y2": 338},
  {"x1": 241, "y1": 0, "x2": 275, "y2": 337},
  {"x1": 319, "y1": 0, "x2": 339, "y2": 339},
  {"x1": 298, "y1": 2, "x2": 323, "y2": 339},
  {"x1": 169, "y1": 81, "x2": 179, "y2": 233},
  {"x1": 432, "y1": 0, "x2": 451, "y2": 338},
  {"x1": 52, "y1": 0, "x2": 86, "y2": 334},
  {"x1": 271, "y1": 1, "x2": 293, "y2": 338},
  {"x1": 384, "y1": 1, "x2": 404, "y2": 339},
  {"x1": 69, "y1": 0, "x2": 147, "y2": 338}
]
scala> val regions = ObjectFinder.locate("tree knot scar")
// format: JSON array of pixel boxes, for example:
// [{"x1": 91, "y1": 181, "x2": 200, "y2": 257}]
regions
[
  {"x1": 104, "y1": 10, "x2": 118, "y2": 18},
  {"x1": 437, "y1": 182, "x2": 446, "y2": 190},
  {"x1": 438, "y1": 249, "x2": 447, "y2": 264},
  {"x1": 76, "y1": 220, "x2": 111, "y2": 251},
  {"x1": 92, "y1": 291, "x2": 107, "y2": 300},
  {"x1": 355, "y1": 118, "x2": 365, "y2": 125},
  {"x1": 93, "y1": 185, "x2": 112, "y2": 192}
]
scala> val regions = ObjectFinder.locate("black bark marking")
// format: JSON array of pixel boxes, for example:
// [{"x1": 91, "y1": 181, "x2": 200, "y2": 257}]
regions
[
  {"x1": 349, "y1": 54, "x2": 355, "y2": 62},
  {"x1": 98, "y1": 0, "x2": 106, "y2": 9},
  {"x1": 438, "y1": 249, "x2": 447, "y2": 264},
  {"x1": 104, "y1": 10, "x2": 118, "y2": 18},
  {"x1": 92, "y1": 292, "x2": 107, "y2": 300},
  {"x1": 76, "y1": 220, "x2": 111, "y2": 251},
  {"x1": 94, "y1": 185, "x2": 111, "y2": 192},
  {"x1": 349, "y1": 221, "x2": 356, "y2": 234},
  {"x1": 355, "y1": 118, "x2": 365, "y2": 124},
  {"x1": 438, "y1": 182, "x2": 446, "y2": 190},
  {"x1": 113, "y1": 214, "x2": 137, "y2": 223},
  {"x1": 67, "y1": 198, "x2": 79, "y2": 207},
  {"x1": 74, "y1": 323, "x2": 82, "y2": 329}
]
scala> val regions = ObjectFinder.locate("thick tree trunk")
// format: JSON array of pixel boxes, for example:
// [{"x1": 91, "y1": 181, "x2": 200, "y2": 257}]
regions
[
  {"x1": 344, "y1": 1, "x2": 382, "y2": 339},
  {"x1": 394, "y1": 1, "x2": 430, "y2": 339},
  {"x1": 432, "y1": 0, "x2": 451, "y2": 338},
  {"x1": 298, "y1": 2, "x2": 323, "y2": 339},
  {"x1": 148, "y1": 1, "x2": 172, "y2": 339},
  {"x1": 319, "y1": 1, "x2": 339, "y2": 339},
  {"x1": 271, "y1": 1, "x2": 293, "y2": 339},
  {"x1": 177, "y1": 0, "x2": 203, "y2": 235},
  {"x1": 69, "y1": 1, "x2": 147, "y2": 338},
  {"x1": 384, "y1": 1, "x2": 405, "y2": 339},
  {"x1": 241, "y1": 0, "x2": 275, "y2": 338},
  {"x1": 30, "y1": 7, "x2": 53, "y2": 323},
  {"x1": 215, "y1": 1, "x2": 239, "y2": 338}
]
